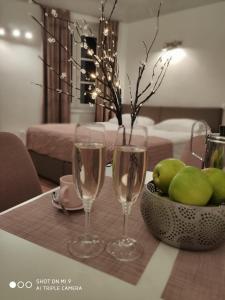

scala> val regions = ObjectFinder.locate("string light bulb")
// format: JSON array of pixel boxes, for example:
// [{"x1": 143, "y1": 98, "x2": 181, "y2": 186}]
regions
[
  {"x1": 12, "y1": 29, "x2": 21, "y2": 37},
  {"x1": 103, "y1": 27, "x2": 109, "y2": 36},
  {"x1": 25, "y1": 32, "x2": 33, "y2": 39},
  {"x1": 87, "y1": 49, "x2": 94, "y2": 56},
  {"x1": 91, "y1": 91, "x2": 98, "y2": 100},
  {"x1": 0, "y1": 28, "x2": 5, "y2": 36}
]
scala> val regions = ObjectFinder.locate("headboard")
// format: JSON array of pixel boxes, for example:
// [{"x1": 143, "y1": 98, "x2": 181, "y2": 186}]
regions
[{"x1": 122, "y1": 104, "x2": 223, "y2": 133}]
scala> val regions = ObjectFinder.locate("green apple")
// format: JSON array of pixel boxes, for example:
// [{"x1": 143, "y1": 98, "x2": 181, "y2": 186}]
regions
[
  {"x1": 168, "y1": 166, "x2": 213, "y2": 206},
  {"x1": 153, "y1": 158, "x2": 186, "y2": 193},
  {"x1": 201, "y1": 168, "x2": 225, "y2": 205}
]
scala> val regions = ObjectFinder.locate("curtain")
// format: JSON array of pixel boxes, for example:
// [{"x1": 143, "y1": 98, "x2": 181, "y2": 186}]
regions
[
  {"x1": 43, "y1": 8, "x2": 72, "y2": 123},
  {"x1": 95, "y1": 20, "x2": 119, "y2": 122}
]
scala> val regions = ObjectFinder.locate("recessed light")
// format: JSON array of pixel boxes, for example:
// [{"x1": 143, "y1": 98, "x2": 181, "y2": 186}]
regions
[
  {"x1": 12, "y1": 29, "x2": 21, "y2": 37},
  {"x1": 25, "y1": 32, "x2": 33, "y2": 39},
  {"x1": 0, "y1": 28, "x2": 5, "y2": 36}
]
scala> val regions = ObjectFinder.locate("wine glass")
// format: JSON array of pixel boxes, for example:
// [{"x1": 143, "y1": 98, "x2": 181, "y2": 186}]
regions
[
  {"x1": 106, "y1": 125, "x2": 147, "y2": 261},
  {"x1": 68, "y1": 123, "x2": 106, "y2": 258}
]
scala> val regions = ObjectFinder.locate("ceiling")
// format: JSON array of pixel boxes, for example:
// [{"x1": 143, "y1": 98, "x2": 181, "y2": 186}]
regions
[{"x1": 20, "y1": 0, "x2": 225, "y2": 22}]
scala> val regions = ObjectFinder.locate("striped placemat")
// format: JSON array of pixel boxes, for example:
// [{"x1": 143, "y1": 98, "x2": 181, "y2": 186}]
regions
[
  {"x1": 162, "y1": 244, "x2": 225, "y2": 300},
  {"x1": 0, "y1": 177, "x2": 159, "y2": 285}
]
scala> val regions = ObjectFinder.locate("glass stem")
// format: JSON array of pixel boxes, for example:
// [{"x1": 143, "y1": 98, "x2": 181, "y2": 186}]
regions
[
  {"x1": 123, "y1": 212, "x2": 129, "y2": 239},
  {"x1": 83, "y1": 200, "x2": 92, "y2": 238},
  {"x1": 122, "y1": 203, "x2": 131, "y2": 239},
  {"x1": 84, "y1": 210, "x2": 91, "y2": 237}
]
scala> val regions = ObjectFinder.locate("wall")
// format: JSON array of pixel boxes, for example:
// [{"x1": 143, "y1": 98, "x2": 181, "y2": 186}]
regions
[
  {"x1": 118, "y1": 2, "x2": 225, "y2": 109},
  {"x1": 0, "y1": 0, "x2": 42, "y2": 135}
]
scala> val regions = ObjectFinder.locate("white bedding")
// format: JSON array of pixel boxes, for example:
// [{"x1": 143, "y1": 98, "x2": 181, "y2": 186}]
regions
[
  {"x1": 99, "y1": 122, "x2": 191, "y2": 159},
  {"x1": 146, "y1": 127, "x2": 191, "y2": 159}
]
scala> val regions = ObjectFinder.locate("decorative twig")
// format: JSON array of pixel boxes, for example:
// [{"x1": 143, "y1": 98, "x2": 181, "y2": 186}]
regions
[
  {"x1": 152, "y1": 57, "x2": 171, "y2": 93},
  {"x1": 129, "y1": 1, "x2": 168, "y2": 127},
  {"x1": 31, "y1": 82, "x2": 75, "y2": 97},
  {"x1": 31, "y1": 0, "x2": 169, "y2": 128},
  {"x1": 31, "y1": 15, "x2": 81, "y2": 69},
  {"x1": 144, "y1": 1, "x2": 162, "y2": 62},
  {"x1": 127, "y1": 74, "x2": 133, "y2": 107},
  {"x1": 38, "y1": 56, "x2": 73, "y2": 89},
  {"x1": 108, "y1": 0, "x2": 118, "y2": 21},
  {"x1": 137, "y1": 56, "x2": 162, "y2": 99},
  {"x1": 31, "y1": 0, "x2": 86, "y2": 26},
  {"x1": 98, "y1": 93, "x2": 114, "y2": 103},
  {"x1": 98, "y1": 102, "x2": 116, "y2": 114},
  {"x1": 31, "y1": 0, "x2": 122, "y2": 119},
  {"x1": 83, "y1": 19, "x2": 93, "y2": 36},
  {"x1": 136, "y1": 57, "x2": 171, "y2": 110},
  {"x1": 133, "y1": 2, "x2": 162, "y2": 108}
]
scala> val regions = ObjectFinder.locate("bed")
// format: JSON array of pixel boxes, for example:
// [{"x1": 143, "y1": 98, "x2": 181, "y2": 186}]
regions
[
  {"x1": 27, "y1": 123, "x2": 173, "y2": 183},
  {"x1": 104, "y1": 117, "x2": 193, "y2": 160},
  {"x1": 27, "y1": 106, "x2": 223, "y2": 183}
]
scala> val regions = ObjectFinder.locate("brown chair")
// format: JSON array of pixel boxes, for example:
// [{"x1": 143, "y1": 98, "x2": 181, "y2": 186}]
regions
[
  {"x1": 0, "y1": 132, "x2": 42, "y2": 212},
  {"x1": 181, "y1": 135, "x2": 206, "y2": 168}
]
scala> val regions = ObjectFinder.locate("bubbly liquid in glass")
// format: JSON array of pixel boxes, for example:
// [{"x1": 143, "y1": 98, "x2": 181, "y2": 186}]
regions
[
  {"x1": 73, "y1": 143, "x2": 106, "y2": 202},
  {"x1": 113, "y1": 145, "x2": 147, "y2": 204}
]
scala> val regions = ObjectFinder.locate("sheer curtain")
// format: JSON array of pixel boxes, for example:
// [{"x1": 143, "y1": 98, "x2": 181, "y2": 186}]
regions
[
  {"x1": 95, "y1": 20, "x2": 119, "y2": 122},
  {"x1": 43, "y1": 8, "x2": 72, "y2": 123}
]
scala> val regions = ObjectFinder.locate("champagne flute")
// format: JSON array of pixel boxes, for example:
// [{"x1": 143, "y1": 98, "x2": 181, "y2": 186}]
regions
[
  {"x1": 106, "y1": 125, "x2": 147, "y2": 261},
  {"x1": 68, "y1": 123, "x2": 106, "y2": 258}
]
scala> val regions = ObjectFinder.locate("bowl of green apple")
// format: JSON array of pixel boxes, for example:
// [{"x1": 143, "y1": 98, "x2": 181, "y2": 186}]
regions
[{"x1": 140, "y1": 159, "x2": 225, "y2": 251}]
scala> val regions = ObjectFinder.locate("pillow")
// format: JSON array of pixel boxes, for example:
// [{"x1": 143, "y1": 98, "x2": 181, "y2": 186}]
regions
[
  {"x1": 108, "y1": 116, "x2": 119, "y2": 124},
  {"x1": 135, "y1": 116, "x2": 155, "y2": 126},
  {"x1": 108, "y1": 114, "x2": 155, "y2": 126},
  {"x1": 154, "y1": 118, "x2": 199, "y2": 132}
]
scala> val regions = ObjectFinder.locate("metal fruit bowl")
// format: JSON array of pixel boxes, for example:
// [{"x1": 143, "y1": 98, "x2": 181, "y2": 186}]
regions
[{"x1": 140, "y1": 181, "x2": 225, "y2": 251}]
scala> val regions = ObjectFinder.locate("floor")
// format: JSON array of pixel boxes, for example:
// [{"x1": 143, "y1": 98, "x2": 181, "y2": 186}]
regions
[{"x1": 39, "y1": 177, "x2": 57, "y2": 193}]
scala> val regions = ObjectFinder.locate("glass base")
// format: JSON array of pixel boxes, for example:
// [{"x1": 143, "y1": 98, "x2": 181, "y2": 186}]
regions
[
  {"x1": 106, "y1": 237, "x2": 143, "y2": 262},
  {"x1": 68, "y1": 234, "x2": 105, "y2": 259}
]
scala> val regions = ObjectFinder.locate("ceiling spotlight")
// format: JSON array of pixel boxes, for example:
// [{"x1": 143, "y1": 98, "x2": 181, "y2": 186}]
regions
[
  {"x1": 0, "y1": 28, "x2": 5, "y2": 36},
  {"x1": 25, "y1": 32, "x2": 33, "y2": 39},
  {"x1": 12, "y1": 29, "x2": 21, "y2": 37}
]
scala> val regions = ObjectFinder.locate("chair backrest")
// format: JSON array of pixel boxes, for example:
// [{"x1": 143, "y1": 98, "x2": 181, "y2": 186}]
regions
[
  {"x1": 181, "y1": 135, "x2": 206, "y2": 168},
  {"x1": 0, "y1": 132, "x2": 42, "y2": 212}
]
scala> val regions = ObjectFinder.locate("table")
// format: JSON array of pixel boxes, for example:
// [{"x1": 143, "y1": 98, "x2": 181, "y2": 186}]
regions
[{"x1": 0, "y1": 168, "x2": 178, "y2": 300}]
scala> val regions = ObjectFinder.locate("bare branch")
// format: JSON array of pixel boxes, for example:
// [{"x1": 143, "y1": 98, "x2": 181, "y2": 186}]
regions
[
  {"x1": 137, "y1": 55, "x2": 162, "y2": 99},
  {"x1": 108, "y1": 0, "x2": 118, "y2": 21},
  {"x1": 101, "y1": 1, "x2": 105, "y2": 20},
  {"x1": 127, "y1": 74, "x2": 133, "y2": 106},
  {"x1": 97, "y1": 102, "x2": 116, "y2": 114},
  {"x1": 97, "y1": 93, "x2": 113, "y2": 103},
  {"x1": 31, "y1": 81, "x2": 75, "y2": 97},
  {"x1": 142, "y1": 41, "x2": 148, "y2": 57},
  {"x1": 132, "y1": 1, "x2": 162, "y2": 113},
  {"x1": 83, "y1": 19, "x2": 93, "y2": 36},
  {"x1": 95, "y1": 75, "x2": 111, "y2": 90},
  {"x1": 75, "y1": 20, "x2": 82, "y2": 39},
  {"x1": 128, "y1": 2, "x2": 165, "y2": 127},
  {"x1": 145, "y1": 1, "x2": 162, "y2": 62},
  {"x1": 32, "y1": 0, "x2": 167, "y2": 128},
  {"x1": 152, "y1": 57, "x2": 171, "y2": 93},
  {"x1": 135, "y1": 57, "x2": 171, "y2": 110},
  {"x1": 38, "y1": 56, "x2": 73, "y2": 89},
  {"x1": 31, "y1": 15, "x2": 81, "y2": 68},
  {"x1": 98, "y1": 58, "x2": 121, "y2": 110},
  {"x1": 32, "y1": 0, "x2": 80, "y2": 25}
]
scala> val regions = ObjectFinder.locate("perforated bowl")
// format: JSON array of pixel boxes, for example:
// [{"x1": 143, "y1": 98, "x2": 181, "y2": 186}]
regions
[{"x1": 140, "y1": 182, "x2": 225, "y2": 251}]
